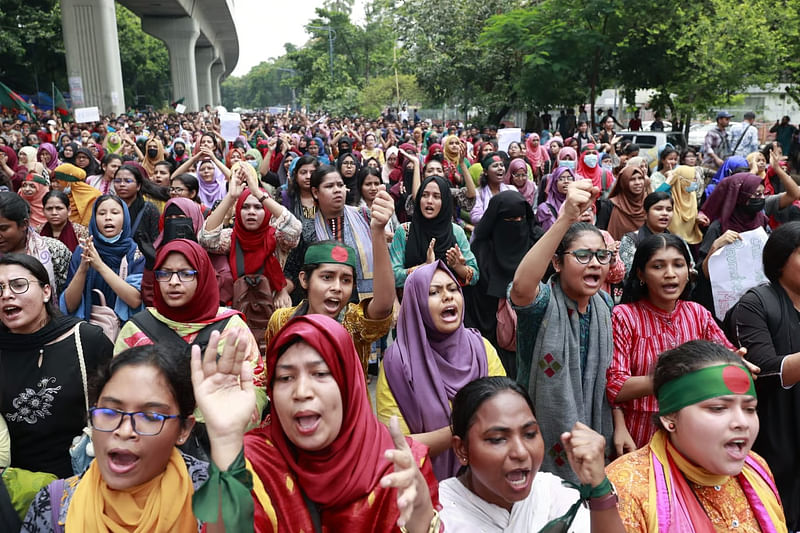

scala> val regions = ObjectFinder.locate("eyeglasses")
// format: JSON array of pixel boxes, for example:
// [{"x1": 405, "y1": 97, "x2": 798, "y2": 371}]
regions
[
  {"x1": 512, "y1": 171, "x2": 528, "y2": 178},
  {"x1": 562, "y1": 248, "x2": 613, "y2": 264},
  {"x1": 89, "y1": 407, "x2": 183, "y2": 436},
  {"x1": 154, "y1": 270, "x2": 198, "y2": 282},
  {"x1": 557, "y1": 176, "x2": 574, "y2": 183},
  {"x1": 168, "y1": 187, "x2": 186, "y2": 194},
  {"x1": 112, "y1": 178, "x2": 135, "y2": 184},
  {"x1": 0, "y1": 278, "x2": 42, "y2": 295},
  {"x1": 341, "y1": 161, "x2": 356, "y2": 166}
]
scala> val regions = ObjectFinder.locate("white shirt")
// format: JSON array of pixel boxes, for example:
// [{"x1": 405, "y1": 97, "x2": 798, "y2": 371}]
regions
[{"x1": 439, "y1": 472, "x2": 591, "y2": 533}]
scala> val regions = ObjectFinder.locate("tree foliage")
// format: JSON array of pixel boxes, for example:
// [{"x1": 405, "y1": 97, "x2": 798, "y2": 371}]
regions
[
  {"x1": 221, "y1": 57, "x2": 297, "y2": 109},
  {"x1": 116, "y1": 5, "x2": 170, "y2": 109}
]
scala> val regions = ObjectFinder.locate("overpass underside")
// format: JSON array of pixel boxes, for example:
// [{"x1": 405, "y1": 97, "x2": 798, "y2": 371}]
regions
[{"x1": 61, "y1": 0, "x2": 238, "y2": 115}]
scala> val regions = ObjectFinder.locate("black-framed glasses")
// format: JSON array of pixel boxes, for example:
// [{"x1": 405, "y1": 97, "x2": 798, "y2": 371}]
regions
[
  {"x1": 0, "y1": 278, "x2": 42, "y2": 295},
  {"x1": 168, "y1": 186, "x2": 186, "y2": 194},
  {"x1": 154, "y1": 269, "x2": 198, "y2": 282},
  {"x1": 562, "y1": 248, "x2": 612, "y2": 264},
  {"x1": 89, "y1": 407, "x2": 183, "y2": 436}
]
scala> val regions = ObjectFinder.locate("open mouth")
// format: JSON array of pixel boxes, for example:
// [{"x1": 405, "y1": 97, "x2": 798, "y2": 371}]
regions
[
  {"x1": 2, "y1": 305, "x2": 22, "y2": 319},
  {"x1": 583, "y1": 273, "x2": 601, "y2": 287},
  {"x1": 323, "y1": 297, "x2": 341, "y2": 314},
  {"x1": 107, "y1": 450, "x2": 140, "y2": 475},
  {"x1": 505, "y1": 469, "x2": 531, "y2": 490},
  {"x1": 294, "y1": 412, "x2": 321, "y2": 435},
  {"x1": 440, "y1": 305, "x2": 459, "y2": 322},
  {"x1": 662, "y1": 283, "x2": 680, "y2": 294},
  {"x1": 724, "y1": 439, "x2": 748, "y2": 460}
]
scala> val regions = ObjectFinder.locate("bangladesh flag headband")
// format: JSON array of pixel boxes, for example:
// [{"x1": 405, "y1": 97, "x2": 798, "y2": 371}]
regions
[{"x1": 658, "y1": 364, "x2": 756, "y2": 416}]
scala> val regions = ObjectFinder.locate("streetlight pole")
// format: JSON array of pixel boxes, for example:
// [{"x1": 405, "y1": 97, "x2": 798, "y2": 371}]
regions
[
  {"x1": 276, "y1": 67, "x2": 297, "y2": 111},
  {"x1": 308, "y1": 25, "x2": 336, "y2": 83}
]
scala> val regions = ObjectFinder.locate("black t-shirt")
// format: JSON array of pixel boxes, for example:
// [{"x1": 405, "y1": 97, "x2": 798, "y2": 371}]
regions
[{"x1": 0, "y1": 322, "x2": 113, "y2": 477}]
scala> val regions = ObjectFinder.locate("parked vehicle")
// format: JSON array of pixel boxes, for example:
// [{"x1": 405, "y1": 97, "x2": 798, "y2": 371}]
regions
[{"x1": 616, "y1": 130, "x2": 687, "y2": 169}]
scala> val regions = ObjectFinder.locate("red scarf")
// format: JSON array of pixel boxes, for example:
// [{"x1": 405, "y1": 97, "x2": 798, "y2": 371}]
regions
[
  {"x1": 153, "y1": 239, "x2": 221, "y2": 323},
  {"x1": 40, "y1": 221, "x2": 80, "y2": 252},
  {"x1": 245, "y1": 315, "x2": 438, "y2": 529},
  {"x1": 229, "y1": 190, "x2": 286, "y2": 291}
]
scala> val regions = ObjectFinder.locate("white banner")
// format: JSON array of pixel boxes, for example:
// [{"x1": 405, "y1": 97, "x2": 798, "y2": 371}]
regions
[
  {"x1": 497, "y1": 128, "x2": 521, "y2": 154},
  {"x1": 708, "y1": 227, "x2": 769, "y2": 320},
  {"x1": 73, "y1": 106, "x2": 100, "y2": 124},
  {"x1": 219, "y1": 112, "x2": 242, "y2": 141}
]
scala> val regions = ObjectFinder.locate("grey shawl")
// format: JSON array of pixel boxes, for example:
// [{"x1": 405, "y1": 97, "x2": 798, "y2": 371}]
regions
[{"x1": 527, "y1": 278, "x2": 613, "y2": 483}]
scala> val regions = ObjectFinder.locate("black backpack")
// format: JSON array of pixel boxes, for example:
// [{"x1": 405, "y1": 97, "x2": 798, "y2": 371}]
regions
[{"x1": 128, "y1": 310, "x2": 233, "y2": 358}]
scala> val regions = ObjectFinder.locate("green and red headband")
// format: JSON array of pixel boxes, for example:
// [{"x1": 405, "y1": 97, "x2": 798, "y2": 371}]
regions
[
  {"x1": 658, "y1": 364, "x2": 756, "y2": 415},
  {"x1": 304, "y1": 242, "x2": 357, "y2": 270}
]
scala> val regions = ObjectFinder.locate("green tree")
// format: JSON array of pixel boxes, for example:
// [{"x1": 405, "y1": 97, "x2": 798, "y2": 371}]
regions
[
  {"x1": 0, "y1": 0, "x2": 66, "y2": 97},
  {"x1": 221, "y1": 57, "x2": 297, "y2": 109},
  {"x1": 116, "y1": 5, "x2": 170, "y2": 109},
  {"x1": 359, "y1": 74, "x2": 425, "y2": 117}
]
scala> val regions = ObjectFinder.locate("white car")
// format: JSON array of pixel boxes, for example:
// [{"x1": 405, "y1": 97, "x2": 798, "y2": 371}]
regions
[{"x1": 616, "y1": 130, "x2": 687, "y2": 169}]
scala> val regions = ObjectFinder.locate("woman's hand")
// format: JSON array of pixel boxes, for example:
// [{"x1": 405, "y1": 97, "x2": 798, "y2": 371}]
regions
[
  {"x1": 696, "y1": 212, "x2": 710, "y2": 227},
  {"x1": 561, "y1": 179, "x2": 599, "y2": 223},
  {"x1": 370, "y1": 186, "x2": 395, "y2": 231},
  {"x1": 445, "y1": 245, "x2": 466, "y2": 269},
  {"x1": 612, "y1": 421, "x2": 636, "y2": 458},
  {"x1": 426, "y1": 238, "x2": 436, "y2": 264},
  {"x1": 273, "y1": 287, "x2": 292, "y2": 310},
  {"x1": 710, "y1": 230, "x2": 741, "y2": 254},
  {"x1": 80, "y1": 237, "x2": 106, "y2": 273},
  {"x1": 191, "y1": 328, "x2": 255, "y2": 470},
  {"x1": 239, "y1": 163, "x2": 260, "y2": 194},
  {"x1": 380, "y1": 417, "x2": 434, "y2": 531},
  {"x1": 561, "y1": 422, "x2": 608, "y2": 487},
  {"x1": 228, "y1": 170, "x2": 245, "y2": 200}
]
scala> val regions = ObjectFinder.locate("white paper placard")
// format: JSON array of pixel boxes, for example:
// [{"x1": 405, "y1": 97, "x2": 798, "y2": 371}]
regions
[
  {"x1": 74, "y1": 106, "x2": 100, "y2": 124},
  {"x1": 497, "y1": 128, "x2": 521, "y2": 154},
  {"x1": 219, "y1": 112, "x2": 242, "y2": 141},
  {"x1": 708, "y1": 227, "x2": 769, "y2": 320},
  {"x1": 175, "y1": 103, "x2": 186, "y2": 114}
]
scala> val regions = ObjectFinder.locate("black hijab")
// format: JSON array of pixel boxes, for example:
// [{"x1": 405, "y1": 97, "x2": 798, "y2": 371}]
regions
[
  {"x1": 336, "y1": 153, "x2": 361, "y2": 206},
  {"x1": 404, "y1": 175, "x2": 457, "y2": 268},
  {"x1": 75, "y1": 147, "x2": 101, "y2": 176},
  {"x1": 471, "y1": 190, "x2": 541, "y2": 298}
]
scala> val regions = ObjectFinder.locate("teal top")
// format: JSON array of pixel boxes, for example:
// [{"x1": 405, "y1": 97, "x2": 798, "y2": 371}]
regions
[{"x1": 389, "y1": 222, "x2": 479, "y2": 287}]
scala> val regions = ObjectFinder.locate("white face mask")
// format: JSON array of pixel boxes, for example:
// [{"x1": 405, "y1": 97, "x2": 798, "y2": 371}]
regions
[
  {"x1": 560, "y1": 159, "x2": 576, "y2": 170},
  {"x1": 583, "y1": 154, "x2": 599, "y2": 168}
]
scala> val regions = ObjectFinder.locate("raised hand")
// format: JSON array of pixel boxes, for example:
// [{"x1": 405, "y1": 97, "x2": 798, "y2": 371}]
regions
[
  {"x1": 562, "y1": 179, "x2": 600, "y2": 222},
  {"x1": 380, "y1": 417, "x2": 434, "y2": 530},
  {"x1": 426, "y1": 238, "x2": 436, "y2": 264},
  {"x1": 445, "y1": 245, "x2": 465, "y2": 269},
  {"x1": 561, "y1": 421, "x2": 608, "y2": 487},
  {"x1": 370, "y1": 185, "x2": 395, "y2": 230},
  {"x1": 190, "y1": 328, "x2": 256, "y2": 469}
]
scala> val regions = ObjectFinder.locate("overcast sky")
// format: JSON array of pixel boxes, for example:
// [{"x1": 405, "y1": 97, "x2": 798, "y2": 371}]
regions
[{"x1": 231, "y1": 0, "x2": 365, "y2": 77}]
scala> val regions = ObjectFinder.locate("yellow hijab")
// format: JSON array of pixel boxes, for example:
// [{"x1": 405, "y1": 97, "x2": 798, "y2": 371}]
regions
[
  {"x1": 667, "y1": 165, "x2": 703, "y2": 244},
  {"x1": 746, "y1": 151, "x2": 766, "y2": 180},
  {"x1": 65, "y1": 447, "x2": 196, "y2": 533}
]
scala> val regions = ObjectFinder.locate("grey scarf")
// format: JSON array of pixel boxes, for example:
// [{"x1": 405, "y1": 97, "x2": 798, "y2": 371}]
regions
[{"x1": 528, "y1": 278, "x2": 614, "y2": 483}]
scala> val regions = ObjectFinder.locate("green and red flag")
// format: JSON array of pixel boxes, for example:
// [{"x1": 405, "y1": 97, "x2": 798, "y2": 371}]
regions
[
  {"x1": 53, "y1": 85, "x2": 71, "y2": 119},
  {"x1": 0, "y1": 82, "x2": 35, "y2": 116}
]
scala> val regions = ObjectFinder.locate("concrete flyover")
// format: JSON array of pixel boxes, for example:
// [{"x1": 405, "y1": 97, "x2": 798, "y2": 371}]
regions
[{"x1": 61, "y1": 0, "x2": 238, "y2": 115}]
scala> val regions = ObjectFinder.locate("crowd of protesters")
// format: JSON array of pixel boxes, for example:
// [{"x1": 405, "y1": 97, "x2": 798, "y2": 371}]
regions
[{"x1": 0, "y1": 102, "x2": 796, "y2": 531}]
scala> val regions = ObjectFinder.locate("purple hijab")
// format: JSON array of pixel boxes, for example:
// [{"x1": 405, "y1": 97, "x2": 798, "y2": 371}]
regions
[
  {"x1": 536, "y1": 166, "x2": 574, "y2": 230},
  {"x1": 383, "y1": 261, "x2": 488, "y2": 480},
  {"x1": 36, "y1": 143, "x2": 59, "y2": 171},
  {"x1": 196, "y1": 160, "x2": 227, "y2": 208}
]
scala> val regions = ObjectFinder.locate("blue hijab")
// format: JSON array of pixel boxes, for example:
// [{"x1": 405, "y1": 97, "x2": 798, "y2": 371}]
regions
[
  {"x1": 706, "y1": 155, "x2": 749, "y2": 197},
  {"x1": 312, "y1": 137, "x2": 331, "y2": 164},
  {"x1": 62, "y1": 196, "x2": 142, "y2": 320}
]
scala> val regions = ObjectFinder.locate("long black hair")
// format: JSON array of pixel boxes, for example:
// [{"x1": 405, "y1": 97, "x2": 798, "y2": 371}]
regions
[{"x1": 621, "y1": 233, "x2": 693, "y2": 303}]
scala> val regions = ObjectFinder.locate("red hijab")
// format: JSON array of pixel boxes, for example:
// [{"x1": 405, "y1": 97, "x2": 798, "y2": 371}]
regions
[
  {"x1": 245, "y1": 315, "x2": 436, "y2": 529},
  {"x1": 153, "y1": 239, "x2": 220, "y2": 322},
  {"x1": 229, "y1": 189, "x2": 286, "y2": 291}
]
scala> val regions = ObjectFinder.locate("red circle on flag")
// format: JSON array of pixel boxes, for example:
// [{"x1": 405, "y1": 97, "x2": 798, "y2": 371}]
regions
[
  {"x1": 722, "y1": 365, "x2": 751, "y2": 394},
  {"x1": 331, "y1": 246, "x2": 349, "y2": 262}
]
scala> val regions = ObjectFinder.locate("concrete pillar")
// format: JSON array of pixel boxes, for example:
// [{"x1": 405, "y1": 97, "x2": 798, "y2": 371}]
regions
[
  {"x1": 211, "y1": 61, "x2": 225, "y2": 106},
  {"x1": 61, "y1": 0, "x2": 125, "y2": 115},
  {"x1": 141, "y1": 17, "x2": 200, "y2": 112},
  {"x1": 195, "y1": 47, "x2": 216, "y2": 110}
]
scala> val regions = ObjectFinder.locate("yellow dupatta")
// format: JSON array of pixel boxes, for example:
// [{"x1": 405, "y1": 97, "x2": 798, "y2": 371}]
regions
[
  {"x1": 647, "y1": 430, "x2": 786, "y2": 533},
  {"x1": 65, "y1": 447, "x2": 196, "y2": 533}
]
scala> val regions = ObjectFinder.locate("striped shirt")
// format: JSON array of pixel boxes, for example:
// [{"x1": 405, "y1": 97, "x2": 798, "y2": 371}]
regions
[{"x1": 607, "y1": 299, "x2": 733, "y2": 447}]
